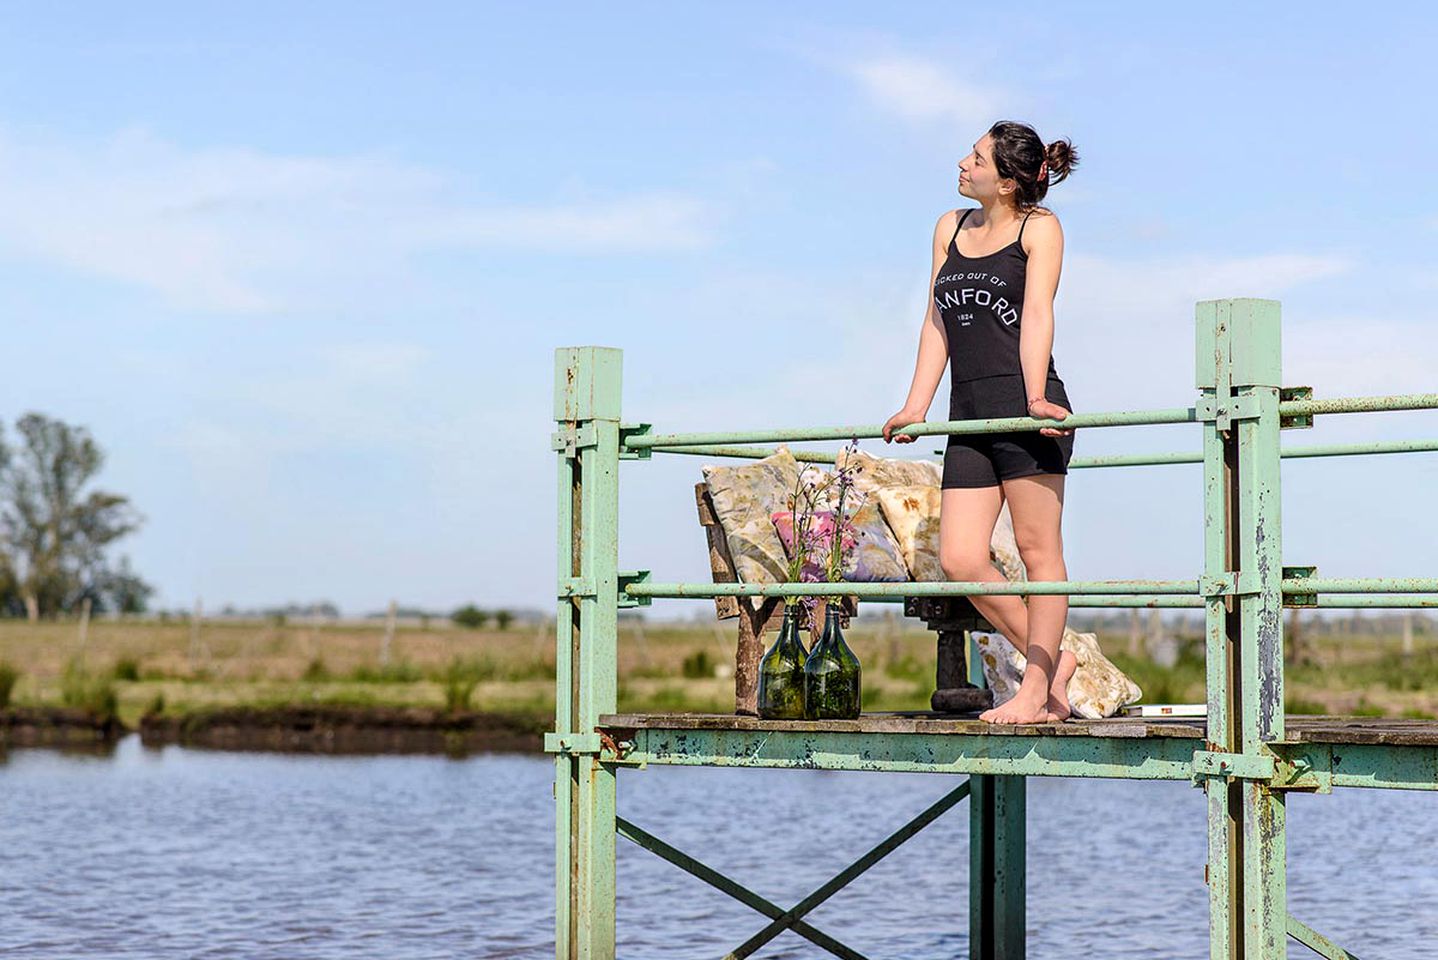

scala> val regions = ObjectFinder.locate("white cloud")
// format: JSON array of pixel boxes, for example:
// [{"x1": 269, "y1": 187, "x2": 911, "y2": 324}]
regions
[
  {"x1": 0, "y1": 128, "x2": 715, "y2": 313},
  {"x1": 845, "y1": 53, "x2": 1008, "y2": 128}
]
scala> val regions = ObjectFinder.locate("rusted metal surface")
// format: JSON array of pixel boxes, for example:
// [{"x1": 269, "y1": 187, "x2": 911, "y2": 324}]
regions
[{"x1": 598, "y1": 711, "x2": 1438, "y2": 748}]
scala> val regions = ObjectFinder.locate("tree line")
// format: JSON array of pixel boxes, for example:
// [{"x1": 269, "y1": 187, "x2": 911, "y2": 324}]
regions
[{"x1": 0, "y1": 413, "x2": 152, "y2": 619}]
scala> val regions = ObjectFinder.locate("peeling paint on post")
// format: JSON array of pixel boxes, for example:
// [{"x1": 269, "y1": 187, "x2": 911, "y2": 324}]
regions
[{"x1": 1197, "y1": 299, "x2": 1288, "y2": 958}]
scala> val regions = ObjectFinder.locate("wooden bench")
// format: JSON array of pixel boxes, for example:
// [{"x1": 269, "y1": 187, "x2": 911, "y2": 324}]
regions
[{"x1": 695, "y1": 481, "x2": 995, "y2": 716}]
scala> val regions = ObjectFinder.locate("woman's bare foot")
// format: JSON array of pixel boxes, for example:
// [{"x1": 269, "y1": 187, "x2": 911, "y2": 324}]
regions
[
  {"x1": 1044, "y1": 649, "x2": 1078, "y2": 721},
  {"x1": 979, "y1": 687, "x2": 1050, "y2": 724}
]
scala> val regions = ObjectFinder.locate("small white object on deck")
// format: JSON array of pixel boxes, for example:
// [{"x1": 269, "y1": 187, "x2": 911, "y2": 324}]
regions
[{"x1": 1121, "y1": 703, "x2": 1208, "y2": 718}]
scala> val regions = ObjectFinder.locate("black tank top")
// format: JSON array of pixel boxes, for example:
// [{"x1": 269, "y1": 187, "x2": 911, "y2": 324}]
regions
[{"x1": 933, "y1": 208, "x2": 1060, "y2": 383}]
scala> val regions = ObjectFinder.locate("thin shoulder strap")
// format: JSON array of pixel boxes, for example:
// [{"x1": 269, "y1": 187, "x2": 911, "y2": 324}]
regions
[
  {"x1": 949, "y1": 208, "x2": 971, "y2": 248},
  {"x1": 1016, "y1": 209, "x2": 1035, "y2": 245}
]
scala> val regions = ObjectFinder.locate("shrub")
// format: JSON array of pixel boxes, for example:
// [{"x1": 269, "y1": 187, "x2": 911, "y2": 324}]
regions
[
  {"x1": 0, "y1": 662, "x2": 18, "y2": 709},
  {"x1": 112, "y1": 657, "x2": 141, "y2": 682},
  {"x1": 452, "y1": 605, "x2": 490, "y2": 629},
  {"x1": 301, "y1": 657, "x2": 329, "y2": 682},
  {"x1": 681, "y1": 650, "x2": 714, "y2": 679},
  {"x1": 349, "y1": 661, "x2": 423, "y2": 683},
  {"x1": 144, "y1": 691, "x2": 166, "y2": 716},
  {"x1": 441, "y1": 656, "x2": 495, "y2": 712},
  {"x1": 60, "y1": 658, "x2": 118, "y2": 719}
]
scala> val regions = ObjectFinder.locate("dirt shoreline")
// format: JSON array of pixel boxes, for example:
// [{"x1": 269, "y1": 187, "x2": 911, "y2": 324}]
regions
[{"x1": 1, "y1": 705, "x2": 552, "y2": 756}]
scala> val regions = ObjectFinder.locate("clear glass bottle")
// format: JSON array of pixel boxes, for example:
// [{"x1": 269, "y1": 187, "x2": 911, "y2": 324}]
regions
[
  {"x1": 757, "y1": 604, "x2": 808, "y2": 720},
  {"x1": 803, "y1": 603, "x2": 862, "y2": 720}
]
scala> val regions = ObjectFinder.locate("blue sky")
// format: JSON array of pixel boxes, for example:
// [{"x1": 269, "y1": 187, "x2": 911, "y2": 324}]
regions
[{"x1": 1, "y1": 4, "x2": 1434, "y2": 617}]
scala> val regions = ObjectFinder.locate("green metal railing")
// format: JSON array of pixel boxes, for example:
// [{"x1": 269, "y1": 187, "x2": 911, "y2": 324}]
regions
[{"x1": 550, "y1": 298, "x2": 1436, "y2": 959}]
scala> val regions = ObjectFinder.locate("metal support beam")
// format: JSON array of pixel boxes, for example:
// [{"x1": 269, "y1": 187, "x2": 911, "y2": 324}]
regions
[
  {"x1": 1197, "y1": 299, "x2": 1288, "y2": 959},
  {"x1": 969, "y1": 775, "x2": 1025, "y2": 960},
  {"x1": 554, "y1": 346, "x2": 623, "y2": 960}
]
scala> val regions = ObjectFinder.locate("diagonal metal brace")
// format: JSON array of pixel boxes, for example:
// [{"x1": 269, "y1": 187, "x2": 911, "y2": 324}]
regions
[
  {"x1": 616, "y1": 816, "x2": 867, "y2": 960},
  {"x1": 724, "y1": 779, "x2": 972, "y2": 960},
  {"x1": 1287, "y1": 913, "x2": 1361, "y2": 959}
]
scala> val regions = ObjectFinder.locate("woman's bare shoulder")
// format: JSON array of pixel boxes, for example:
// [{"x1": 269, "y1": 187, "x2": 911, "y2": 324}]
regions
[
  {"x1": 932, "y1": 207, "x2": 970, "y2": 246},
  {"x1": 1020, "y1": 207, "x2": 1063, "y2": 253}
]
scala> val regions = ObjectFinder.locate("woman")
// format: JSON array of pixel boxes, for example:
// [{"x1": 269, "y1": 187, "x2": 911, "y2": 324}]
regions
[{"x1": 882, "y1": 120, "x2": 1079, "y2": 724}]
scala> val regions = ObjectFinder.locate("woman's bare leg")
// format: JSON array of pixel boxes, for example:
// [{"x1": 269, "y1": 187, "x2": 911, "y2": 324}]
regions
[
  {"x1": 939, "y1": 485, "x2": 1076, "y2": 722},
  {"x1": 987, "y1": 473, "x2": 1073, "y2": 723}
]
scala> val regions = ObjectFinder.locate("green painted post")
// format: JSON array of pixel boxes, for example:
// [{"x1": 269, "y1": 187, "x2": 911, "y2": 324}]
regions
[
  {"x1": 1196, "y1": 300, "x2": 1287, "y2": 959},
  {"x1": 967, "y1": 636, "x2": 1026, "y2": 959},
  {"x1": 554, "y1": 346, "x2": 623, "y2": 960}
]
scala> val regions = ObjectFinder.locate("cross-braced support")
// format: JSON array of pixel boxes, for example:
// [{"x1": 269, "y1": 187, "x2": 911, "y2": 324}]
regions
[{"x1": 618, "y1": 779, "x2": 971, "y2": 960}]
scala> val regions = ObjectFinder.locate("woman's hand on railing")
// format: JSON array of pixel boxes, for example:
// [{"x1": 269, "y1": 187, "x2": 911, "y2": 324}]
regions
[
  {"x1": 1027, "y1": 398, "x2": 1074, "y2": 437},
  {"x1": 882, "y1": 407, "x2": 928, "y2": 443}
]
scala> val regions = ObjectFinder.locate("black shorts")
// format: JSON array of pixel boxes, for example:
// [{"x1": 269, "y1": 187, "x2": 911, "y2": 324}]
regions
[{"x1": 942, "y1": 374, "x2": 1075, "y2": 489}]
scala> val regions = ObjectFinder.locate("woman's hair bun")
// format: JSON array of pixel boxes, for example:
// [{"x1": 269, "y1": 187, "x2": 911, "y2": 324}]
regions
[{"x1": 1044, "y1": 138, "x2": 1078, "y2": 184}]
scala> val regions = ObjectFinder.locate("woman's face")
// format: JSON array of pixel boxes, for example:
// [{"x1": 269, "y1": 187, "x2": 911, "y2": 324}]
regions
[{"x1": 956, "y1": 133, "x2": 1012, "y2": 202}]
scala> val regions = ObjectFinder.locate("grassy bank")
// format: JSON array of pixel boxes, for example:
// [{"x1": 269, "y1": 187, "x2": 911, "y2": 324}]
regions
[{"x1": 0, "y1": 615, "x2": 1434, "y2": 729}]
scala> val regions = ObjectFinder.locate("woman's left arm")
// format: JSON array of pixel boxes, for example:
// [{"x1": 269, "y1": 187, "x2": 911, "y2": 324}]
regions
[{"x1": 1018, "y1": 212, "x2": 1072, "y2": 437}]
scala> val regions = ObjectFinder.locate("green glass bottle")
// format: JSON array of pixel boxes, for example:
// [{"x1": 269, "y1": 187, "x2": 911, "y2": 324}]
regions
[
  {"x1": 803, "y1": 603, "x2": 862, "y2": 720},
  {"x1": 758, "y1": 604, "x2": 809, "y2": 720}
]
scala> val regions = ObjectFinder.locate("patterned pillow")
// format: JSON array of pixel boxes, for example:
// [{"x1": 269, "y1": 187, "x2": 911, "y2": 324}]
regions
[
  {"x1": 770, "y1": 502, "x2": 910, "y2": 583},
  {"x1": 834, "y1": 447, "x2": 942, "y2": 496},
  {"x1": 872, "y1": 486, "x2": 1025, "y2": 583},
  {"x1": 975, "y1": 628, "x2": 1143, "y2": 720},
  {"x1": 701, "y1": 446, "x2": 801, "y2": 584},
  {"x1": 872, "y1": 486, "x2": 945, "y2": 581}
]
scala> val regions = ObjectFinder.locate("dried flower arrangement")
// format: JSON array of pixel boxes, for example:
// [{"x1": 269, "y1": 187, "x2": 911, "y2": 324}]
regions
[{"x1": 771, "y1": 438, "x2": 866, "y2": 627}]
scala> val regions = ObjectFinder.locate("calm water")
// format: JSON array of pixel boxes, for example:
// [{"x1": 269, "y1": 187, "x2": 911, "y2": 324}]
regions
[{"x1": 0, "y1": 736, "x2": 1434, "y2": 958}]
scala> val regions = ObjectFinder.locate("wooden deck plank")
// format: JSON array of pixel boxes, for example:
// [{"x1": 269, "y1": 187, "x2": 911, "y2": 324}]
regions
[{"x1": 597, "y1": 712, "x2": 1438, "y2": 747}]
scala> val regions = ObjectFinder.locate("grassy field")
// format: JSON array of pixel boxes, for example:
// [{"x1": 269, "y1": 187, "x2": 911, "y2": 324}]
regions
[{"x1": 0, "y1": 614, "x2": 1434, "y2": 727}]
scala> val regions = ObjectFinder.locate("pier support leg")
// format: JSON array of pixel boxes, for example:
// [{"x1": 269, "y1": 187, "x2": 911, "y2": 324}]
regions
[
  {"x1": 1197, "y1": 300, "x2": 1288, "y2": 959},
  {"x1": 969, "y1": 775, "x2": 1027, "y2": 960},
  {"x1": 554, "y1": 347, "x2": 623, "y2": 960},
  {"x1": 966, "y1": 632, "x2": 1026, "y2": 959}
]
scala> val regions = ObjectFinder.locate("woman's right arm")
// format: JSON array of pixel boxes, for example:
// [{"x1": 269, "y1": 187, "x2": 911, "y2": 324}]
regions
[{"x1": 883, "y1": 210, "x2": 956, "y2": 443}]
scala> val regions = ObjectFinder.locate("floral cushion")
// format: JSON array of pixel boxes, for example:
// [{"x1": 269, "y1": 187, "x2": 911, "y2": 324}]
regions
[
  {"x1": 770, "y1": 502, "x2": 910, "y2": 582},
  {"x1": 834, "y1": 447, "x2": 942, "y2": 495},
  {"x1": 872, "y1": 486, "x2": 1026, "y2": 583},
  {"x1": 975, "y1": 628, "x2": 1143, "y2": 720},
  {"x1": 700, "y1": 446, "x2": 801, "y2": 584},
  {"x1": 872, "y1": 486, "x2": 945, "y2": 581}
]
